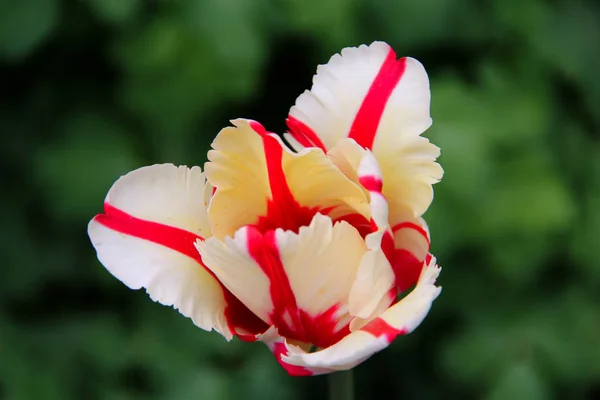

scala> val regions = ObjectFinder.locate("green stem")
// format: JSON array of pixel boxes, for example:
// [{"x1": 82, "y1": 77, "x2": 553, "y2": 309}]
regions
[{"x1": 328, "y1": 369, "x2": 354, "y2": 400}]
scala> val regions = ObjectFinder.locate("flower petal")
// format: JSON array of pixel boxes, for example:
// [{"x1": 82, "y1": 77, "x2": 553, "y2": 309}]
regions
[
  {"x1": 347, "y1": 236, "x2": 395, "y2": 324},
  {"x1": 286, "y1": 41, "x2": 429, "y2": 151},
  {"x1": 195, "y1": 226, "x2": 272, "y2": 324},
  {"x1": 280, "y1": 258, "x2": 442, "y2": 374},
  {"x1": 197, "y1": 213, "x2": 367, "y2": 348},
  {"x1": 327, "y1": 140, "x2": 396, "y2": 322},
  {"x1": 380, "y1": 137, "x2": 443, "y2": 219},
  {"x1": 258, "y1": 327, "x2": 329, "y2": 376},
  {"x1": 286, "y1": 41, "x2": 442, "y2": 217},
  {"x1": 329, "y1": 139, "x2": 433, "y2": 294},
  {"x1": 205, "y1": 119, "x2": 369, "y2": 238},
  {"x1": 88, "y1": 164, "x2": 266, "y2": 340},
  {"x1": 391, "y1": 213, "x2": 432, "y2": 292}
]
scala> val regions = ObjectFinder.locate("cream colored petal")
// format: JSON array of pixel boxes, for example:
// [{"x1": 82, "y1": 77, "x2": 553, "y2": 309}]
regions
[
  {"x1": 327, "y1": 138, "x2": 365, "y2": 187},
  {"x1": 274, "y1": 214, "x2": 365, "y2": 318},
  {"x1": 205, "y1": 119, "x2": 369, "y2": 238},
  {"x1": 379, "y1": 137, "x2": 444, "y2": 219},
  {"x1": 348, "y1": 233, "x2": 395, "y2": 321},
  {"x1": 287, "y1": 42, "x2": 433, "y2": 153},
  {"x1": 329, "y1": 142, "x2": 396, "y2": 322},
  {"x1": 286, "y1": 41, "x2": 392, "y2": 151},
  {"x1": 330, "y1": 139, "x2": 434, "y2": 294},
  {"x1": 287, "y1": 41, "x2": 442, "y2": 218},
  {"x1": 88, "y1": 164, "x2": 232, "y2": 338},
  {"x1": 197, "y1": 214, "x2": 368, "y2": 347},
  {"x1": 103, "y1": 164, "x2": 213, "y2": 236},
  {"x1": 280, "y1": 258, "x2": 441, "y2": 373},
  {"x1": 204, "y1": 119, "x2": 272, "y2": 238},
  {"x1": 195, "y1": 226, "x2": 273, "y2": 324},
  {"x1": 285, "y1": 142, "x2": 370, "y2": 223},
  {"x1": 373, "y1": 56, "x2": 442, "y2": 217},
  {"x1": 392, "y1": 215, "x2": 430, "y2": 262},
  {"x1": 373, "y1": 57, "x2": 433, "y2": 149}
]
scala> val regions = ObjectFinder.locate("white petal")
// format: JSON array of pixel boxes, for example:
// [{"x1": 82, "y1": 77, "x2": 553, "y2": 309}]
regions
[
  {"x1": 280, "y1": 258, "x2": 442, "y2": 373},
  {"x1": 89, "y1": 221, "x2": 230, "y2": 337},
  {"x1": 288, "y1": 41, "x2": 443, "y2": 217},
  {"x1": 88, "y1": 164, "x2": 239, "y2": 339},
  {"x1": 103, "y1": 163, "x2": 212, "y2": 236},
  {"x1": 287, "y1": 42, "x2": 391, "y2": 151}
]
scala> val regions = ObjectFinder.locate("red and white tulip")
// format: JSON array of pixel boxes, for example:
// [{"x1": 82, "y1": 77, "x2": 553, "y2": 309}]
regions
[{"x1": 88, "y1": 41, "x2": 443, "y2": 376}]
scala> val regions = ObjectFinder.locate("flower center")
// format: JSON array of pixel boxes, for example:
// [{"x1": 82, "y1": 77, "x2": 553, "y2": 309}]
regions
[{"x1": 250, "y1": 121, "x2": 371, "y2": 237}]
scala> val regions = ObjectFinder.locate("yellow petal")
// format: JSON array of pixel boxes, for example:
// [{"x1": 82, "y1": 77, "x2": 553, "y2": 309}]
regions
[{"x1": 205, "y1": 119, "x2": 369, "y2": 238}]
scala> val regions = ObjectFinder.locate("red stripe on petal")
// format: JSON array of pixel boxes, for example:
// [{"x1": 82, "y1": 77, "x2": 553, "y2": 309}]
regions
[
  {"x1": 425, "y1": 253, "x2": 433, "y2": 264},
  {"x1": 222, "y1": 292, "x2": 269, "y2": 340},
  {"x1": 392, "y1": 249, "x2": 424, "y2": 293},
  {"x1": 382, "y1": 231, "x2": 396, "y2": 264},
  {"x1": 246, "y1": 226, "x2": 305, "y2": 340},
  {"x1": 249, "y1": 120, "x2": 269, "y2": 136},
  {"x1": 358, "y1": 175, "x2": 383, "y2": 193},
  {"x1": 286, "y1": 115, "x2": 327, "y2": 152},
  {"x1": 332, "y1": 213, "x2": 371, "y2": 238},
  {"x1": 392, "y1": 221, "x2": 430, "y2": 245},
  {"x1": 348, "y1": 50, "x2": 407, "y2": 150},
  {"x1": 361, "y1": 316, "x2": 407, "y2": 343},
  {"x1": 391, "y1": 222, "x2": 428, "y2": 293},
  {"x1": 95, "y1": 204, "x2": 267, "y2": 336},
  {"x1": 246, "y1": 226, "x2": 348, "y2": 348},
  {"x1": 272, "y1": 342, "x2": 314, "y2": 376},
  {"x1": 299, "y1": 305, "x2": 349, "y2": 349},
  {"x1": 370, "y1": 219, "x2": 379, "y2": 233},
  {"x1": 262, "y1": 135, "x2": 295, "y2": 208},
  {"x1": 249, "y1": 122, "x2": 317, "y2": 233},
  {"x1": 96, "y1": 203, "x2": 203, "y2": 260}
]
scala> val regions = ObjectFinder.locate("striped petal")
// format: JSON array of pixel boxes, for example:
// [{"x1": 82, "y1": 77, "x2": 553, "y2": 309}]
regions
[
  {"x1": 330, "y1": 139, "x2": 433, "y2": 296},
  {"x1": 88, "y1": 164, "x2": 266, "y2": 340},
  {"x1": 205, "y1": 119, "x2": 369, "y2": 238},
  {"x1": 197, "y1": 213, "x2": 367, "y2": 349},
  {"x1": 279, "y1": 258, "x2": 442, "y2": 375},
  {"x1": 391, "y1": 212, "x2": 432, "y2": 293},
  {"x1": 286, "y1": 41, "x2": 443, "y2": 217},
  {"x1": 343, "y1": 147, "x2": 396, "y2": 323}
]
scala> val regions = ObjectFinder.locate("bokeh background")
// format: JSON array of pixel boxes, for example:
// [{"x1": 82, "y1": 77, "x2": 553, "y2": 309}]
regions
[{"x1": 2, "y1": 0, "x2": 599, "y2": 399}]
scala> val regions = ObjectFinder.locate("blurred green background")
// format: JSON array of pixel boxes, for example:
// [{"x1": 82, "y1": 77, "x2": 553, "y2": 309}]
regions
[{"x1": 1, "y1": 0, "x2": 599, "y2": 398}]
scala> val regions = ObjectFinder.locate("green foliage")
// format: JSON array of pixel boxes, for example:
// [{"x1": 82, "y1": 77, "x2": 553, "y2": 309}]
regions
[
  {"x1": 1, "y1": 0, "x2": 599, "y2": 398},
  {"x1": 0, "y1": 0, "x2": 58, "y2": 59}
]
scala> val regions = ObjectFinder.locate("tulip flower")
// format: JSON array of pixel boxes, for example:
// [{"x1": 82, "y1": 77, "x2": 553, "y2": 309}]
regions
[{"x1": 88, "y1": 41, "x2": 443, "y2": 376}]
